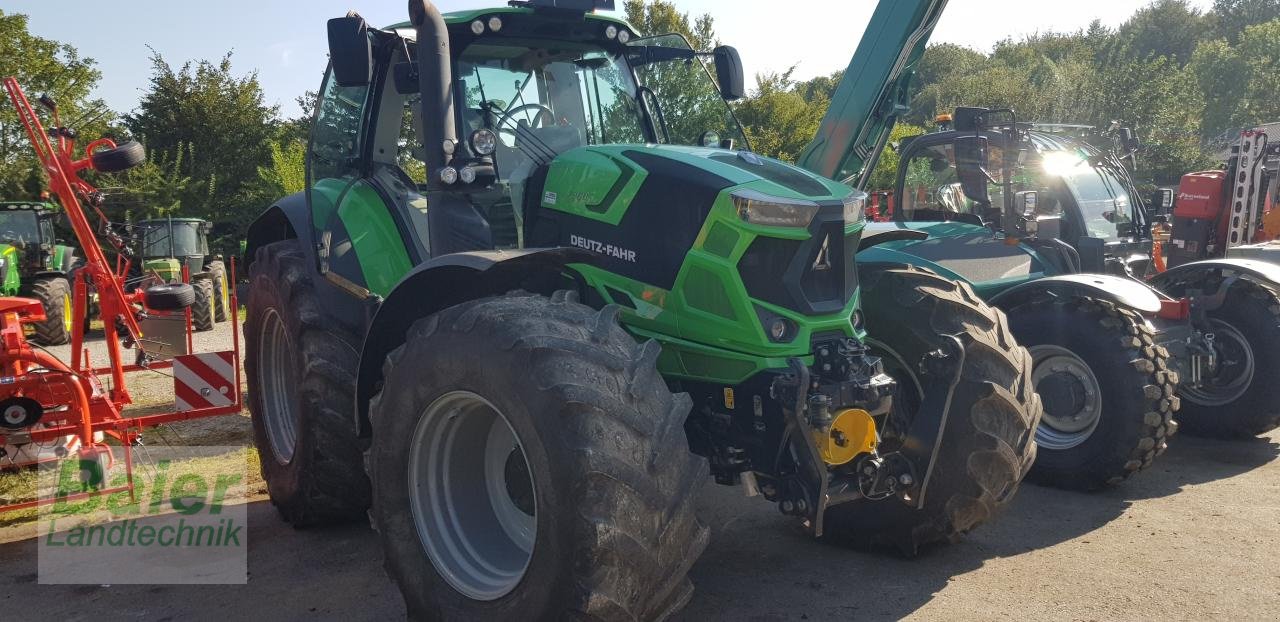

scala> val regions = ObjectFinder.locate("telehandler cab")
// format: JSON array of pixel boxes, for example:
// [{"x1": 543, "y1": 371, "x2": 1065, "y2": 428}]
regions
[{"x1": 243, "y1": 0, "x2": 1041, "y2": 618}]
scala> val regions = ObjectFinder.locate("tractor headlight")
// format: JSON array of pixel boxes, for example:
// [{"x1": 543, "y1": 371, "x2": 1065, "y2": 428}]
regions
[
  {"x1": 732, "y1": 189, "x2": 818, "y2": 228},
  {"x1": 841, "y1": 191, "x2": 867, "y2": 224},
  {"x1": 470, "y1": 128, "x2": 498, "y2": 156}
]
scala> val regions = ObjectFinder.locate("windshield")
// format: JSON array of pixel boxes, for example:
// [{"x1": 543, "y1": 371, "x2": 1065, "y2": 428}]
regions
[
  {"x1": 458, "y1": 38, "x2": 648, "y2": 181},
  {"x1": 140, "y1": 221, "x2": 207, "y2": 257},
  {"x1": 1039, "y1": 150, "x2": 1133, "y2": 241},
  {"x1": 0, "y1": 211, "x2": 41, "y2": 245},
  {"x1": 627, "y1": 34, "x2": 747, "y2": 148}
]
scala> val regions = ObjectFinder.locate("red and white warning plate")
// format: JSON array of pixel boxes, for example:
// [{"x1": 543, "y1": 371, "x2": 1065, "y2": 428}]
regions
[{"x1": 173, "y1": 351, "x2": 236, "y2": 411}]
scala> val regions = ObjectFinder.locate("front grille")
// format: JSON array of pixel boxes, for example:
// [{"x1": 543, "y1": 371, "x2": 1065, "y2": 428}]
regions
[{"x1": 738, "y1": 207, "x2": 861, "y2": 315}]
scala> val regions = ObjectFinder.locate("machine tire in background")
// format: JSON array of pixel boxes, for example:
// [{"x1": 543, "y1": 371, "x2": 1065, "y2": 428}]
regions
[
  {"x1": 1175, "y1": 279, "x2": 1280, "y2": 438},
  {"x1": 29, "y1": 276, "x2": 71, "y2": 346},
  {"x1": 191, "y1": 278, "x2": 216, "y2": 332},
  {"x1": 827, "y1": 265, "x2": 1041, "y2": 555},
  {"x1": 369, "y1": 291, "x2": 708, "y2": 620},
  {"x1": 89, "y1": 140, "x2": 146, "y2": 173},
  {"x1": 144, "y1": 283, "x2": 194, "y2": 310},
  {"x1": 208, "y1": 260, "x2": 229, "y2": 323},
  {"x1": 1007, "y1": 297, "x2": 1177, "y2": 490},
  {"x1": 245, "y1": 240, "x2": 369, "y2": 526}
]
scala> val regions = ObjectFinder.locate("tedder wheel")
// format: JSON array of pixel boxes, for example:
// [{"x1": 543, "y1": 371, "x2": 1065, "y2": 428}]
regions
[
  {"x1": 1176, "y1": 279, "x2": 1280, "y2": 438},
  {"x1": 30, "y1": 276, "x2": 72, "y2": 346},
  {"x1": 208, "y1": 260, "x2": 229, "y2": 323},
  {"x1": 828, "y1": 264, "x2": 1042, "y2": 555},
  {"x1": 89, "y1": 140, "x2": 146, "y2": 173},
  {"x1": 144, "y1": 283, "x2": 195, "y2": 310},
  {"x1": 1007, "y1": 297, "x2": 1178, "y2": 490},
  {"x1": 191, "y1": 278, "x2": 216, "y2": 332},
  {"x1": 369, "y1": 291, "x2": 708, "y2": 620},
  {"x1": 245, "y1": 240, "x2": 369, "y2": 525}
]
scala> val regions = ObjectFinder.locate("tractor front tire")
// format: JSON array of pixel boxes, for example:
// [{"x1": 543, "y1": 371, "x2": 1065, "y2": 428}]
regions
[
  {"x1": 208, "y1": 260, "x2": 229, "y2": 323},
  {"x1": 191, "y1": 278, "x2": 216, "y2": 332},
  {"x1": 1176, "y1": 278, "x2": 1280, "y2": 438},
  {"x1": 245, "y1": 240, "x2": 370, "y2": 526},
  {"x1": 30, "y1": 276, "x2": 72, "y2": 346},
  {"x1": 369, "y1": 291, "x2": 708, "y2": 621},
  {"x1": 829, "y1": 265, "x2": 1041, "y2": 554},
  {"x1": 1007, "y1": 297, "x2": 1177, "y2": 490}
]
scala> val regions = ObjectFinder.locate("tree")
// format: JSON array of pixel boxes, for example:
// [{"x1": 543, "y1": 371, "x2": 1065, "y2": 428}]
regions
[
  {"x1": 1210, "y1": 0, "x2": 1280, "y2": 41},
  {"x1": 124, "y1": 51, "x2": 280, "y2": 242},
  {"x1": 733, "y1": 70, "x2": 828, "y2": 162},
  {"x1": 1116, "y1": 0, "x2": 1209, "y2": 64},
  {"x1": 866, "y1": 123, "x2": 928, "y2": 191},
  {"x1": 0, "y1": 11, "x2": 111, "y2": 199},
  {"x1": 1189, "y1": 19, "x2": 1280, "y2": 140}
]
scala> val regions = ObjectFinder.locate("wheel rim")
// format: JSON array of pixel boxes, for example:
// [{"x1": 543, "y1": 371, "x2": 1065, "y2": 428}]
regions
[
  {"x1": 1029, "y1": 344, "x2": 1103, "y2": 450},
  {"x1": 219, "y1": 275, "x2": 229, "y2": 315},
  {"x1": 1180, "y1": 319, "x2": 1255, "y2": 407},
  {"x1": 62, "y1": 293, "x2": 72, "y2": 333},
  {"x1": 408, "y1": 391, "x2": 536, "y2": 601},
  {"x1": 257, "y1": 308, "x2": 300, "y2": 464}
]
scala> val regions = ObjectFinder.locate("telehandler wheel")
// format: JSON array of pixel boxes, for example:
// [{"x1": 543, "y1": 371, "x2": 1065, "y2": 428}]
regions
[
  {"x1": 30, "y1": 276, "x2": 72, "y2": 346},
  {"x1": 369, "y1": 291, "x2": 708, "y2": 621},
  {"x1": 245, "y1": 240, "x2": 369, "y2": 526},
  {"x1": 191, "y1": 278, "x2": 216, "y2": 332},
  {"x1": 1176, "y1": 279, "x2": 1280, "y2": 438},
  {"x1": 830, "y1": 265, "x2": 1041, "y2": 555},
  {"x1": 208, "y1": 260, "x2": 229, "y2": 323},
  {"x1": 1007, "y1": 297, "x2": 1177, "y2": 490}
]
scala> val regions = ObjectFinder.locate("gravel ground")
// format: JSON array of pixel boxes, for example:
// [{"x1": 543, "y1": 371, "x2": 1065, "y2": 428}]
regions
[{"x1": 1, "y1": 320, "x2": 1278, "y2": 620}]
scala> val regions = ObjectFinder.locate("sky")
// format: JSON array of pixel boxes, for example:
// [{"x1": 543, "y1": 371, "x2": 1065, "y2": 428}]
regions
[{"x1": 6, "y1": 0, "x2": 1216, "y2": 118}]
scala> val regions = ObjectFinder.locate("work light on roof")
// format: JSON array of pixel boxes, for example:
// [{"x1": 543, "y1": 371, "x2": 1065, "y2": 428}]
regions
[
  {"x1": 605, "y1": 25, "x2": 617, "y2": 39},
  {"x1": 470, "y1": 19, "x2": 485, "y2": 35},
  {"x1": 488, "y1": 16, "x2": 503, "y2": 31},
  {"x1": 616, "y1": 29, "x2": 630, "y2": 43}
]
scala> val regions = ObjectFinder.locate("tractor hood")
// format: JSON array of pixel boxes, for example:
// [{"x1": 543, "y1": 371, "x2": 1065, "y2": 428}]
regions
[{"x1": 795, "y1": 0, "x2": 947, "y2": 187}]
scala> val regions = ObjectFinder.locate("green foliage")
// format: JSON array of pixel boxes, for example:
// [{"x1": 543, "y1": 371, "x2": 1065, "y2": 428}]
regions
[
  {"x1": 0, "y1": 11, "x2": 112, "y2": 200},
  {"x1": 256, "y1": 140, "x2": 307, "y2": 197},
  {"x1": 733, "y1": 69, "x2": 827, "y2": 162},
  {"x1": 867, "y1": 123, "x2": 928, "y2": 191},
  {"x1": 1190, "y1": 19, "x2": 1280, "y2": 140},
  {"x1": 123, "y1": 51, "x2": 280, "y2": 249}
]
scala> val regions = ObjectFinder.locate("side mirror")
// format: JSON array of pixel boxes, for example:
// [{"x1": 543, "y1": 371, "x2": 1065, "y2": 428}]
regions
[
  {"x1": 327, "y1": 16, "x2": 374, "y2": 87},
  {"x1": 1159, "y1": 188, "x2": 1174, "y2": 210},
  {"x1": 1017, "y1": 191, "x2": 1038, "y2": 216},
  {"x1": 954, "y1": 136, "x2": 991, "y2": 205},
  {"x1": 712, "y1": 46, "x2": 745, "y2": 101}
]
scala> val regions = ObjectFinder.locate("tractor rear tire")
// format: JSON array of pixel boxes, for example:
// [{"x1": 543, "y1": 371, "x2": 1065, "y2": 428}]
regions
[
  {"x1": 191, "y1": 278, "x2": 215, "y2": 332},
  {"x1": 245, "y1": 240, "x2": 370, "y2": 526},
  {"x1": 369, "y1": 291, "x2": 708, "y2": 620},
  {"x1": 1007, "y1": 297, "x2": 1177, "y2": 490},
  {"x1": 208, "y1": 260, "x2": 229, "y2": 323},
  {"x1": 1176, "y1": 279, "x2": 1280, "y2": 438},
  {"x1": 30, "y1": 276, "x2": 71, "y2": 346},
  {"x1": 828, "y1": 265, "x2": 1041, "y2": 555}
]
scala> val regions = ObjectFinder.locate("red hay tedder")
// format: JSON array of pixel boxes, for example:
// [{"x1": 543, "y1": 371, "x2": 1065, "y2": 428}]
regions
[{"x1": 0, "y1": 77, "x2": 242, "y2": 512}]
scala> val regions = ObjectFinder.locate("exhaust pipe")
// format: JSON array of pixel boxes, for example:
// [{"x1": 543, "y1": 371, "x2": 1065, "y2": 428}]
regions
[{"x1": 409, "y1": 0, "x2": 457, "y2": 189}]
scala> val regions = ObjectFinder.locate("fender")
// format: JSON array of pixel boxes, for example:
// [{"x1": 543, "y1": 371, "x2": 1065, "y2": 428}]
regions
[
  {"x1": 857, "y1": 226, "x2": 928, "y2": 251},
  {"x1": 29, "y1": 270, "x2": 69, "y2": 280},
  {"x1": 987, "y1": 273, "x2": 1163, "y2": 315},
  {"x1": 354, "y1": 246, "x2": 594, "y2": 437},
  {"x1": 1148, "y1": 258, "x2": 1280, "y2": 294},
  {"x1": 244, "y1": 191, "x2": 312, "y2": 273}
]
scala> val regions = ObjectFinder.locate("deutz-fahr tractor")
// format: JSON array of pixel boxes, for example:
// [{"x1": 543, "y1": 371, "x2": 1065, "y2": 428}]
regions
[
  {"x1": 132, "y1": 217, "x2": 229, "y2": 331},
  {"x1": 243, "y1": 1, "x2": 1041, "y2": 618},
  {"x1": 0, "y1": 200, "x2": 81, "y2": 344},
  {"x1": 863, "y1": 106, "x2": 1280, "y2": 450}
]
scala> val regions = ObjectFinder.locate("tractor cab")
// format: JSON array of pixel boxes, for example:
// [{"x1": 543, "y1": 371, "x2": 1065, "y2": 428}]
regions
[
  {"x1": 889, "y1": 108, "x2": 1155, "y2": 277},
  {"x1": 131, "y1": 217, "x2": 228, "y2": 330},
  {"x1": 0, "y1": 201, "x2": 66, "y2": 279}
]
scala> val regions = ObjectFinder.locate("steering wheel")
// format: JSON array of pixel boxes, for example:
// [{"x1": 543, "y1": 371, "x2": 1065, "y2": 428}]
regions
[{"x1": 494, "y1": 103, "x2": 556, "y2": 147}]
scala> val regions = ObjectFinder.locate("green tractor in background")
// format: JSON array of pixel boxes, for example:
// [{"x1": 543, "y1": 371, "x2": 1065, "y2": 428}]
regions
[
  {"x1": 242, "y1": 1, "x2": 1041, "y2": 618},
  {"x1": 133, "y1": 217, "x2": 229, "y2": 331},
  {"x1": 0, "y1": 200, "x2": 80, "y2": 345}
]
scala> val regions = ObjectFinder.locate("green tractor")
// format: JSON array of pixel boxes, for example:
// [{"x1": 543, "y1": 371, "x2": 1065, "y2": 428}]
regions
[
  {"x1": 133, "y1": 217, "x2": 229, "y2": 331},
  {"x1": 243, "y1": 1, "x2": 1040, "y2": 617},
  {"x1": 864, "y1": 109, "x2": 1280, "y2": 445},
  {"x1": 0, "y1": 200, "x2": 80, "y2": 344}
]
